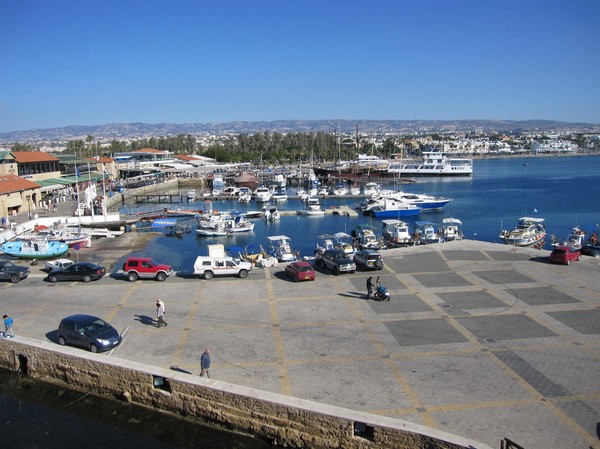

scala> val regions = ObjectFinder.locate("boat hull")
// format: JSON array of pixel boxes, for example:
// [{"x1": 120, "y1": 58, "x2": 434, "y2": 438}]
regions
[{"x1": 0, "y1": 240, "x2": 69, "y2": 259}]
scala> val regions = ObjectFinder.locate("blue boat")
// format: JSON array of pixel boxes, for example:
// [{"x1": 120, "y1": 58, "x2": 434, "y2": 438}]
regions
[
  {"x1": 369, "y1": 198, "x2": 421, "y2": 218},
  {"x1": 1, "y1": 239, "x2": 69, "y2": 260}
]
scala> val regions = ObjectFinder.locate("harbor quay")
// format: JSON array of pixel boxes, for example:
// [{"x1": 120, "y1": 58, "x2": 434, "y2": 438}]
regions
[{"x1": 1, "y1": 231, "x2": 599, "y2": 448}]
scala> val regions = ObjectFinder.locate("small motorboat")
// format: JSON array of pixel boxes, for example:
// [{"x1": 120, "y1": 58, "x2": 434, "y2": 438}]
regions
[
  {"x1": 267, "y1": 235, "x2": 297, "y2": 262},
  {"x1": 263, "y1": 205, "x2": 281, "y2": 222},
  {"x1": 442, "y1": 218, "x2": 464, "y2": 241},
  {"x1": 297, "y1": 197, "x2": 325, "y2": 216},
  {"x1": 381, "y1": 219, "x2": 413, "y2": 247},
  {"x1": 414, "y1": 221, "x2": 442, "y2": 245}
]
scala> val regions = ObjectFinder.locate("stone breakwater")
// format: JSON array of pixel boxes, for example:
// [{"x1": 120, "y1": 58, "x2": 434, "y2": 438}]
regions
[{"x1": 0, "y1": 338, "x2": 489, "y2": 449}]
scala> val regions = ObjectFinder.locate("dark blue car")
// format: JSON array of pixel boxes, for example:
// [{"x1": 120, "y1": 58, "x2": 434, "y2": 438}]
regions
[{"x1": 57, "y1": 314, "x2": 121, "y2": 353}]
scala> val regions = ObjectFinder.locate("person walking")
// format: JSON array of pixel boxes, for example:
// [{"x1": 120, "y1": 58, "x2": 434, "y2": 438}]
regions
[
  {"x1": 3, "y1": 314, "x2": 14, "y2": 338},
  {"x1": 366, "y1": 276, "x2": 373, "y2": 299},
  {"x1": 155, "y1": 298, "x2": 167, "y2": 327},
  {"x1": 200, "y1": 349, "x2": 211, "y2": 378},
  {"x1": 375, "y1": 276, "x2": 381, "y2": 289}
]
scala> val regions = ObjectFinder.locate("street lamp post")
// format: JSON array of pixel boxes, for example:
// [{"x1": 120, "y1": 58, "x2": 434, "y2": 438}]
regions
[{"x1": 25, "y1": 194, "x2": 31, "y2": 220}]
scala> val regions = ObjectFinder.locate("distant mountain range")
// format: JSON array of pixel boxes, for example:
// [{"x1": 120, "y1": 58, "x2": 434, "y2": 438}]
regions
[{"x1": 1, "y1": 119, "x2": 598, "y2": 142}]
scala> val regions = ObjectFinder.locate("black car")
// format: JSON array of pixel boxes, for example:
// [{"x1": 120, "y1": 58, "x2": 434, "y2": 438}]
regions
[
  {"x1": 579, "y1": 244, "x2": 600, "y2": 258},
  {"x1": 45, "y1": 262, "x2": 106, "y2": 283},
  {"x1": 57, "y1": 314, "x2": 121, "y2": 352},
  {"x1": 0, "y1": 260, "x2": 30, "y2": 284},
  {"x1": 353, "y1": 249, "x2": 384, "y2": 270}
]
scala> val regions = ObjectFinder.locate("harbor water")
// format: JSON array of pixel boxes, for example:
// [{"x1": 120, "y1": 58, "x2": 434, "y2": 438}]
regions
[{"x1": 120, "y1": 155, "x2": 600, "y2": 271}]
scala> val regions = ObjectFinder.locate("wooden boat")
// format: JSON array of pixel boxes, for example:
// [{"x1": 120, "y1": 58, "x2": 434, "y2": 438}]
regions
[
  {"x1": 500, "y1": 217, "x2": 546, "y2": 247},
  {"x1": 1, "y1": 239, "x2": 69, "y2": 260}
]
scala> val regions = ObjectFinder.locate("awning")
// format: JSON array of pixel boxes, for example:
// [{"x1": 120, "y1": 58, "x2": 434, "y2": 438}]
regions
[
  {"x1": 35, "y1": 180, "x2": 68, "y2": 192},
  {"x1": 39, "y1": 178, "x2": 74, "y2": 185}
]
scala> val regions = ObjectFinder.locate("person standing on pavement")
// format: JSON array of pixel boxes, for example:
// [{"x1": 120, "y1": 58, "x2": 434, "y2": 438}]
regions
[
  {"x1": 3, "y1": 314, "x2": 14, "y2": 337},
  {"x1": 155, "y1": 298, "x2": 167, "y2": 327},
  {"x1": 366, "y1": 276, "x2": 373, "y2": 299},
  {"x1": 200, "y1": 349, "x2": 211, "y2": 378}
]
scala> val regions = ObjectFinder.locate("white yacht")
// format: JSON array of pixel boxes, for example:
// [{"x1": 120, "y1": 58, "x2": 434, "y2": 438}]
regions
[
  {"x1": 254, "y1": 186, "x2": 272, "y2": 203},
  {"x1": 387, "y1": 152, "x2": 473, "y2": 176}
]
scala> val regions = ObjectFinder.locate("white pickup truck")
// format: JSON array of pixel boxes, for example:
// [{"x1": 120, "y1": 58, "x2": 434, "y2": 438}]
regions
[{"x1": 193, "y1": 256, "x2": 252, "y2": 280}]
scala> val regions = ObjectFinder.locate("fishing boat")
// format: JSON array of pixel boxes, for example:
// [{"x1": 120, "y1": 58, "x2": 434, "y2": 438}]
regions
[
  {"x1": 381, "y1": 219, "x2": 413, "y2": 247},
  {"x1": 351, "y1": 225, "x2": 383, "y2": 250},
  {"x1": 267, "y1": 235, "x2": 297, "y2": 262},
  {"x1": 1, "y1": 238, "x2": 69, "y2": 260},
  {"x1": 196, "y1": 222, "x2": 229, "y2": 237},
  {"x1": 227, "y1": 215, "x2": 255, "y2": 233},
  {"x1": 333, "y1": 232, "x2": 357, "y2": 257},
  {"x1": 414, "y1": 221, "x2": 442, "y2": 245},
  {"x1": 387, "y1": 152, "x2": 473, "y2": 177},
  {"x1": 18, "y1": 225, "x2": 92, "y2": 248},
  {"x1": 499, "y1": 217, "x2": 546, "y2": 247},
  {"x1": 441, "y1": 218, "x2": 464, "y2": 241},
  {"x1": 551, "y1": 225, "x2": 585, "y2": 249}
]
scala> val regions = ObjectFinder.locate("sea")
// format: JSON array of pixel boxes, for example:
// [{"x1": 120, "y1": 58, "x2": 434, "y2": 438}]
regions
[{"x1": 120, "y1": 155, "x2": 600, "y2": 271}]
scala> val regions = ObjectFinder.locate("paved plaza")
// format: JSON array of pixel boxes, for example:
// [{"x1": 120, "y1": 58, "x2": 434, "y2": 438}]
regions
[{"x1": 2, "y1": 239, "x2": 599, "y2": 449}]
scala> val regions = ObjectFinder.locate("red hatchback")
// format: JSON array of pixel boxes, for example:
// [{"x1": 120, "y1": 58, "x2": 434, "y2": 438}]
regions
[
  {"x1": 549, "y1": 246, "x2": 581, "y2": 265},
  {"x1": 285, "y1": 261, "x2": 316, "y2": 282}
]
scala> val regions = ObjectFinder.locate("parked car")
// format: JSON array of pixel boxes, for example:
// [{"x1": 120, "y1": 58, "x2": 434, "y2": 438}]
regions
[
  {"x1": 353, "y1": 249, "x2": 384, "y2": 270},
  {"x1": 316, "y1": 249, "x2": 356, "y2": 275},
  {"x1": 45, "y1": 262, "x2": 106, "y2": 283},
  {"x1": 285, "y1": 261, "x2": 316, "y2": 282},
  {"x1": 57, "y1": 314, "x2": 121, "y2": 352},
  {"x1": 122, "y1": 257, "x2": 173, "y2": 282},
  {"x1": 549, "y1": 246, "x2": 581, "y2": 265},
  {"x1": 45, "y1": 258, "x2": 74, "y2": 272},
  {"x1": 579, "y1": 244, "x2": 600, "y2": 258},
  {"x1": 193, "y1": 256, "x2": 252, "y2": 280},
  {"x1": 0, "y1": 260, "x2": 30, "y2": 284}
]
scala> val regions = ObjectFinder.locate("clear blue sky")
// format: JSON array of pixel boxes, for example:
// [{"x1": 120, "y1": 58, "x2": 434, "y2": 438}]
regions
[{"x1": 1, "y1": 0, "x2": 599, "y2": 133}]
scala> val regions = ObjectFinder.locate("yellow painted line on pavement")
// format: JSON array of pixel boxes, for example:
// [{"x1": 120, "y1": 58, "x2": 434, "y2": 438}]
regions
[
  {"x1": 266, "y1": 275, "x2": 291, "y2": 396},
  {"x1": 344, "y1": 299, "x2": 438, "y2": 429},
  {"x1": 170, "y1": 287, "x2": 203, "y2": 367},
  {"x1": 105, "y1": 282, "x2": 139, "y2": 322}
]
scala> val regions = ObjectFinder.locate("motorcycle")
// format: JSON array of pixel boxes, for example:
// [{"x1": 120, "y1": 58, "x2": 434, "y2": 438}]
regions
[{"x1": 373, "y1": 284, "x2": 390, "y2": 301}]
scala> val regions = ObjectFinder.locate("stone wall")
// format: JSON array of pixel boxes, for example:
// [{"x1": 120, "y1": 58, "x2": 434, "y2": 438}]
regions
[{"x1": 0, "y1": 338, "x2": 490, "y2": 449}]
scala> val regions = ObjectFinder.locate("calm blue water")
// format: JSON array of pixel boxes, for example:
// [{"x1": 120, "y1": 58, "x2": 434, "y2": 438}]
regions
[{"x1": 120, "y1": 155, "x2": 600, "y2": 271}]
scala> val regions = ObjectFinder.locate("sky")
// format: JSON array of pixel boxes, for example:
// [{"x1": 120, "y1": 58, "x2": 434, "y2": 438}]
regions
[{"x1": 1, "y1": 0, "x2": 599, "y2": 133}]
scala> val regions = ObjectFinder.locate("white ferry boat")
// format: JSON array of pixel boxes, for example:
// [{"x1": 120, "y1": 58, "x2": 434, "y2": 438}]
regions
[{"x1": 387, "y1": 152, "x2": 472, "y2": 177}]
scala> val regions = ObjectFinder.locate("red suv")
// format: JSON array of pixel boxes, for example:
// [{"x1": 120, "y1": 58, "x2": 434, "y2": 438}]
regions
[
  {"x1": 122, "y1": 257, "x2": 173, "y2": 281},
  {"x1": 549, "y1": 246, "x2": 581, "y2": 265}
]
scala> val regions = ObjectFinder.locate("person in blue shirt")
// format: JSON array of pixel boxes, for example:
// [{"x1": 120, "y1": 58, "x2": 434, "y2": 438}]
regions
[
  {"x1": 3, "y1": 314, "x2": 14, "y2": 337},
  {"x1": 200, "y1": 348, "x2": 211, "y2": 378}
]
